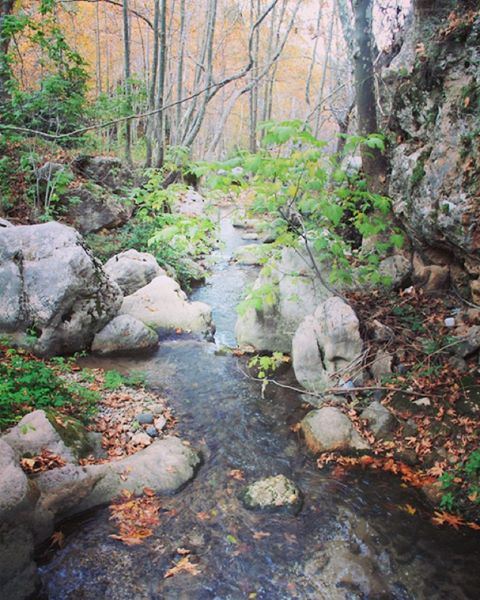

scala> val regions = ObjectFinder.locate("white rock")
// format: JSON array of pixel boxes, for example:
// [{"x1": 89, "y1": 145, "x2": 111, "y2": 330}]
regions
[
  {"x1": 413, "y1": 397, "x2": 431, "y2": 407},
  {"x1": 444, "y1": 317, "x2": 455, "y2": 328},
  {"x1": 292, "y1": 297, "x2": 363, "y2": 392},
  {"x1": 120, "y1": 275, "x2": 213, "y2": 335},
  {"x1": 92, "y1": 314, "x2": 159, "y2": 355},
  {"x1": 301, "y1": 407, "x2": 370, "y2": 454},
  {"x1": 104, "y1": 249, "x2": 165, "y2": 296}
]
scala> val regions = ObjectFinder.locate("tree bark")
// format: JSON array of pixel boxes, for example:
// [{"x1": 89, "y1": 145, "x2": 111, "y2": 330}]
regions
[
  {"x1": 145, "y1": 0, "x2": 160, "y2": 167},
  {"x1": 351, "y1": 0, "x2": 387, "y2": 192},
  {"x1": 154, "y1": 0, "x2": 168, "y2": 168},
  {"x1": 122, "y1": 0, "x2": 132, "y2": 164}
]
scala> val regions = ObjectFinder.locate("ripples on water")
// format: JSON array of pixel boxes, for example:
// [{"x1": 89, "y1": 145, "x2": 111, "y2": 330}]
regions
[{"x1": 38, "y1": 212, "x2": 480, "y2": 600}]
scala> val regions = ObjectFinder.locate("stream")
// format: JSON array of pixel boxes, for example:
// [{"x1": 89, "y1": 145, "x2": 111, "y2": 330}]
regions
[{"x1": 38, "y1": 212, "x2": 480, "y2": 600}]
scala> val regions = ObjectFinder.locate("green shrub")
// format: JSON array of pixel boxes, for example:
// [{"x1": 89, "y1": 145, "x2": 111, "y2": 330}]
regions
[{"x1": 0, "y1": 346, "x2": 99, "y2": 430}]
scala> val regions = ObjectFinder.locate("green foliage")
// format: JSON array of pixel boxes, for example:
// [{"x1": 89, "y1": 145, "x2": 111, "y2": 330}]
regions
[
  {"x1": 440, "y1": 449, "x2": 480, "y2": 521},
  {"x1": 103, "y1": 369, "x2": 146, "y2": 391},
  {"x1": 0, "y1": 346, "x2": 98, "y2": 430},
  {"x1": 248, "y1": 352, "x2": 288, "y2": 380},
  {"x1": 198, "y1": 120, "x2": 402, "y2": 288},
  {"x1": 1, "y1": 3, "x2": 88, "y2": 139}
]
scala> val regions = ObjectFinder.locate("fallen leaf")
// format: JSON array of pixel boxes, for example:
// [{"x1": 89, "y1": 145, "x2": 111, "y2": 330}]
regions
[
  {"x1": 164, "y1": 555, "x2": 200, "y2": 578},
  {"x1": 252, "y1": 531, "x2": 271, "y2": 540}
]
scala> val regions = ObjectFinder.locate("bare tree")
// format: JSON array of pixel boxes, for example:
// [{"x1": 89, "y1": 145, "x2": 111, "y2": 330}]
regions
[
  {"x1": 0, "y1": 0, "x2": 15, "y2": 106},
  {"x1": 122, "y1": 0, "x2": 132, "y2": 164}
]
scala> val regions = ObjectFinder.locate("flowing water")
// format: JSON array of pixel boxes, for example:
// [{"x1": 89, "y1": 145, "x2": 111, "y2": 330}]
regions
[{"x1": 38, "y1": 212, "x2": 480, "y2": 600}]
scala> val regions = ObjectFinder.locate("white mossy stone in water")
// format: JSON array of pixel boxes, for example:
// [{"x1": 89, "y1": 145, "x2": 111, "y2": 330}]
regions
[
  {"x1": 92, "y1": 315, "x2": 159, "y2": 355},
  {"x1": 301, "y1": 407, "x2": 370, "y2": 454},
  {"x1": 292, "y1": 297, "x2": 363, "y2": 393},
  {"x1": 242, "y1": 474, "x2": 302, "y2": 513},
  {"x1": 120, "y1": 275, "x2": 213, "y2": 335},
  {"x1": 232, "y1": 243, "x2": 273, "y2": 266},
  {"x1": 104, "y1": 249, "x2": 165, "y2": 296}
]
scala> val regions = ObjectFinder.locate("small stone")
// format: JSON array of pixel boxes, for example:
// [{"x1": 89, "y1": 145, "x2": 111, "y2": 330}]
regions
[
  {"x1": 131, "y1": 432, "x2": 152, "y2": 446},
  {"x1": 396, "y1": 363, "x2": 408, "y2": 375},
  {"x1": 154, "y1": 416, "x2": 167, "y2": 431},
  {"x1": 149, "y1": 404, "x2": 164, "y2": 415},
  {"x1": 145, "y1": 426, "x2": 159, "y2": 438},
  {"x1": 241, "y1": 232, "x2": 259, "y2": 241},
  {"x1": 444, "y1": 317, "x2": 455, "y2": 328},
  {"x1": 370, "y1": 350, "x2": 393, "y2": 381},
  {"x1": 371, "y1": 319, "x2": 395, "y2": 342},
  {"x1": 137, "y1": 413, "x2": 154, "y2": 425},
  {"x1": 361, "y1": 401, "x2": 396, "y2": 438},
  {"x1": 413, "y1": 397, "x2": 431, "y2": 407}
]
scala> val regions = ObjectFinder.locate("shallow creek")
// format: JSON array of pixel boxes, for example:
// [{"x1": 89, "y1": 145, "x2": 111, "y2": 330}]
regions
[{"x1": 38, "y1": 213, "x2": 480, "y2": 599}]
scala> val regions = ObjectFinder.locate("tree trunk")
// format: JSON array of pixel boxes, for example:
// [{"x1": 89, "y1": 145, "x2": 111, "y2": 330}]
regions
[
  {"x1": 154, "y1": 0, "x2": 167, "y2": 168},
  {"x1": 351, "y1": 0, "x2": 387, "y2": 192},
  {"x1": 145, "y1": 0, "x2": 160, "y2": 167},
  {"x1": 122, "y1": 0, "x2": 132, "y2": 165}
]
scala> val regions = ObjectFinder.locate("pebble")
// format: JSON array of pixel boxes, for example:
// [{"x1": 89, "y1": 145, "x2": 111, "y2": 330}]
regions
[
  {"x1": 137, "y1": 413, "x2": 154, "y2": 425},
  {"x1": 149, "y1": 404, "x2": 165, "y2": 415},
  {"x1": 444, "y1": 317, "x2": 455, "y2": 328},
  {"x1": 145, "y1": 425, "x2": 159, "y2": 438},
  {"x1": 413, "y1": 397, "x2": 431, "y2": 407},
  {"x1": 154, "y1": 416, "x2": 167, "y2": 431},
  {"x1": 131, "y1": 432, "x2": 152, "y2": 446}
]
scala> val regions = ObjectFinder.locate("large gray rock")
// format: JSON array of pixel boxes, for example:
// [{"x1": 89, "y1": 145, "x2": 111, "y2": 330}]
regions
[
  {"x1": 0, "y1": 441, "x2": 31, "y2": 521},
  {"x1": 3, "y1": 410, "x2": 79, "y2": 463},
  {"x1": 35, "y1": 436, "x2": 200, "y2": 520},
  {"x1": 104, "y1": 249, "x2": 165, "y2": 295},
  {"x1": 120, "y1": 275, "x2": 213, "y2": 335},
  {"x1": 92, "y1": 315, "x2": 159, "y2": 355},
  {"x1": 235, "y1": 244, "x2": 333, "y2": 352},
  {"x1": 0, "y1": 221, "x2": 122, "y2": 356},
  {"x1": 64, "y1": 184, "x2": 133, "y2": 234},
  {"x1": 242, "y1": 474, "x2": 302, "y2": 514},
  {"x1": 0, "y1": 441, "x2": 38, "y2": 600},
  {"x1": 292, "y1": 297, "x2": 363, "y2": 393},
  {"x1": 360, "y1": 401, "x2": 396, "y2": 439},
  {"x1": 72, "y1": 155, "x2": 134, "y2": 193},
  {"x1": 301, "y1": 407, "x2": 370, "y2": 454}
]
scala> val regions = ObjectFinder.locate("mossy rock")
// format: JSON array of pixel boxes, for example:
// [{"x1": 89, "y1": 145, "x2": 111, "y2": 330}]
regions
[
  {"x1": 241, "y1": 474, "x2": 302, "y2": 515},
  {"x1": 45, "y1": 410, "x2": 95, "y2": 460}
]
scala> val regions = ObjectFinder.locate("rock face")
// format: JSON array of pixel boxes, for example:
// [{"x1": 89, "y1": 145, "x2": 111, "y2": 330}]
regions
[
  {"x1": 292, "y1": 297, "x2": 363, "y2": 393},
  {"x1": 120, "y1": 275, "x2": 213, "y2": 335},
  {"x1": 385, "y1": 6, "x2": 480, "y2": 295},
  {"x1": 242, "y1": 475, "x2": 302, "y2": 514},
  {"x1": 0, "y1": 221, "x2": 122, "y2": 356},
  {"x1": 92, "y1": 315, "x2": 159, "y2": 355},
  {"x1": 72, "y1": 155, "x2": 134, "y2": 193},
  {"x1": 235, "y1": 244, "x2": 333, "y2": 352},
  {"x1": 64, "y1": 184, "x2": 133, "y2": 234},
  {"x1": 104, "y1": 249, "x2": 165, "y2": 295},
  {"x1": 301, "y1": 407, "x2": 370, "y2": 454}
]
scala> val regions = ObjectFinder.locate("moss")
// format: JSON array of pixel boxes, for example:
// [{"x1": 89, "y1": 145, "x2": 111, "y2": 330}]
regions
[
  {"x1": 46, "y1": 410, "x2": 94, "y2": 459},
  {"x1": 411, "y1": 163, "x2": 426, "y2": 188}
]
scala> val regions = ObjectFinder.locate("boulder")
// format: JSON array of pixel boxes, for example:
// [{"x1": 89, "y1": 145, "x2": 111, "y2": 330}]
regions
[
  {"x1": 360, "y1": 401, "x2": 396, "y2": 438},
  {"x1": 379, "y1": 255, "x2": 411, "y2": 288},
  {"x1": 72, "y1": 155, "x2": 134, "y2": 193},
  {"x1": 301, "y1": 407, "x2": 370, "y2": 454},
  {"x1": 35, "y1": 437, "x2": 200, "y2": 520},
  {"x1": 2, "y1": 410, "x2": 82, "y2": 463},
  {"x1": 235, "y1": 244, "x2": 333, "y2": 352},
  {"x1": 104, "y1": 249, "x2": 165, "y2": 296},
  {"x1": 0, "y1": 441, "x2": 32, "y2": 521},
  {"x1": 292, "y1": 297, "x2": 363, "y2": 392},
  {"x1": 35, "y1": 162, "x2": 70, "y2": 184},
  {"x1": 92, "y1": 315, "x2": 159, "y2": 355},
  {"x1": 453, "y1": 325, "x2": 480, "y2": 358},
  {"x1": 0, "y1": 441, "x2": 38, "y2": 600},
  {"x1": 232, "y1": 243, "x2": 273, "y2": 266},
  {"x1": 120, "y1": 275, "x2": 213, "y2": 335},
  {"x1": 0, "y1": 218, "x2": 13, "y2": 228},
  {"x1": 242, "y1": 475, "x2": 302, "y2": 514},
  {"x1": 0, "y1": 221, "x2": 122, "y2": 356},
  {"x1": 63, "y1": 184, "x2": 133, "y2": 234},
  {"x1": 370, "y1": 350, "x2": 393, "y2": 381}
]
